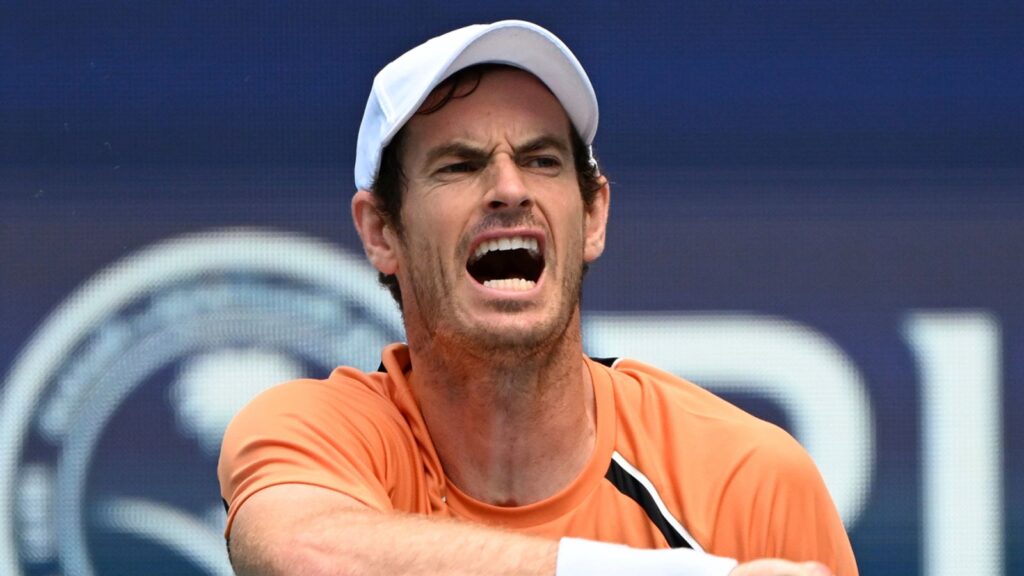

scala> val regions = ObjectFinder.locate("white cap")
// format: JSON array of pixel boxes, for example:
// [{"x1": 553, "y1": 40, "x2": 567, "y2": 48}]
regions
[{"x1": 354, "y1": 20, "x2": 599, "y2": 191}]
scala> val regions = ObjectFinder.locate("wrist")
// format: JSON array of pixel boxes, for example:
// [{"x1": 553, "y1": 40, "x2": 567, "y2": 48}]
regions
[{"x1": 556, "y1": 537, "x2": 738, "y2": 576}]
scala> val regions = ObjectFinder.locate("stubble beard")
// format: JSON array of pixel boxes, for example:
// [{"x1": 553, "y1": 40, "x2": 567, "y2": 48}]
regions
[{"x1": 404, "y1": 244, "x2": 586, "y2": 370}]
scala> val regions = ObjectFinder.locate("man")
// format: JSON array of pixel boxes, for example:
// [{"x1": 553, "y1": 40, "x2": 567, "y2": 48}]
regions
[{"x1": 219, "y1": 20, "x2": 857, "y2": 576}]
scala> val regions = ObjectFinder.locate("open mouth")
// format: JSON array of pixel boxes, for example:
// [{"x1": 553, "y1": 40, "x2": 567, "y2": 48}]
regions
[{"x1": 466, "y1": 235, "x2": 545, "y2": 292}]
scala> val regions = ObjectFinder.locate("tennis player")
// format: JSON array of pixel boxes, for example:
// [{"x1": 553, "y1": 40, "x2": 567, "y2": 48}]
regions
[{"x1": 219, "y1": 20, "x2": 858, "y2": 576}]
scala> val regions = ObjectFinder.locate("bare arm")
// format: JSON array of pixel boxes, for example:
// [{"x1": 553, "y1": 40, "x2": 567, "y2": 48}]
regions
[
  {"x1": 229, "y1": 483, "x2": 832, "y2": 576},
  {"x1": 229, "y1": 483, "x2": 558, "y2": 576}
]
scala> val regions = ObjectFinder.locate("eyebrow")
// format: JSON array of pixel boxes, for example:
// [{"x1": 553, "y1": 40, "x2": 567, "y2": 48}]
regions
[
  {"x1": 423, "y1": 134, "x2": 572, "y2": 167},
  {"x1": 515, "y1": 135, "x2": 571, "y2": 157},
  {"x1": 423, "y1": 142, "x2": 489, "y2": 167}
]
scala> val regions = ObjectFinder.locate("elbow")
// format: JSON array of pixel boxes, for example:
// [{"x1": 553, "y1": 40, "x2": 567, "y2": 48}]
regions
[
  {"x1": 289, "y1": 530, "x2": 363, "y2": 576},
  {"x1": 231, "y1": 530, "x2": 359, "y2": 576}
]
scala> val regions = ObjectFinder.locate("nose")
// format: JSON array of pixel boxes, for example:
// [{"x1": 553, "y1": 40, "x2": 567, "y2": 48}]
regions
[{"x1": 485, "y1": 155, "x2": 531, "y2": 211}]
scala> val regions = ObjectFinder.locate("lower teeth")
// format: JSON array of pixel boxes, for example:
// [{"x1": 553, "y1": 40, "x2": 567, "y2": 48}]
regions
[{"x1": 483, "y1": 278, "x2": 536, "y2": 291}]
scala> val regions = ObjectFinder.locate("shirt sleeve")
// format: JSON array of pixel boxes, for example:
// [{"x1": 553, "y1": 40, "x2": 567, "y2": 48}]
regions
[
  {"x1": 714, "y1": 426, "x2": 860, "y2": 576},
  {"x1": 217, "y1": 376, "x2": 407, "y2": 538}
]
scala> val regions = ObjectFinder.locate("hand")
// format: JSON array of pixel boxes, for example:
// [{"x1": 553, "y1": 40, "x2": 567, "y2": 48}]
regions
[{"x1": 730, "y1": 559, "x2": 833, "y2": 576}]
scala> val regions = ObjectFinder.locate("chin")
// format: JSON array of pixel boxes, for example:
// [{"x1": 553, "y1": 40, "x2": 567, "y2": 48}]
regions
[{"x1": 459, "y1": 311, "x2": 570, "y2": 356}]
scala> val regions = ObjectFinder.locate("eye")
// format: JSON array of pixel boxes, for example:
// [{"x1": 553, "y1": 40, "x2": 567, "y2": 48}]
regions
[
  {"x1": 437, "y1": 161, "x2": 480, "y2": 175},
  {"x1": 524, "y1": 156, "x2": 562, "y2": 170}
]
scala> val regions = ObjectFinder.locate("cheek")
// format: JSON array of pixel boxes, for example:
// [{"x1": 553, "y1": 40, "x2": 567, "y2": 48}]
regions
[
  {"x1": 558, "y1": 203, "x2": 588, "y2": 245},
  {"x1": 399, "y1": 214, "x2": 460, "y2": 268}
]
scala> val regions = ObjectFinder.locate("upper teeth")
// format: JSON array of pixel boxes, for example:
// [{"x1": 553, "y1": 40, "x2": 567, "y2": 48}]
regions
[{"x1": 472, "y1": 236, "x2": 539, "y2": 261}]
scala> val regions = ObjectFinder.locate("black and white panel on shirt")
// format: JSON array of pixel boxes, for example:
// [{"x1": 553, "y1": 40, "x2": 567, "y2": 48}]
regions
[
  {"x1": 593, "y1": 356, "x2": 704, "y2": 551},
  {"x1": 604, "y1": 451, "x2": 704, "y2": 551}
]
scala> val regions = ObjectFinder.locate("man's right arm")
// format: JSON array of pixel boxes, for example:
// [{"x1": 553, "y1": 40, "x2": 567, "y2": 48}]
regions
[
  {"x1": 229, "y1": 483, "x2": 558, "y2": 576},
  {"x1": 229, "y1": 483, "x2": 832, "y2": 576}
]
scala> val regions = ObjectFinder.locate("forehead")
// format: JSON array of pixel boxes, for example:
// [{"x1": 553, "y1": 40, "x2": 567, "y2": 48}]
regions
[{"x1": 402, "y1": 68, "x2": 573, "y2": 155}]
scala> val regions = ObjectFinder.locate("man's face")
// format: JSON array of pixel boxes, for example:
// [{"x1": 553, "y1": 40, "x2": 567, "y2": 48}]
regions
[{"x1": 388, "y1": 68, "x2": 608, "y2": 354}]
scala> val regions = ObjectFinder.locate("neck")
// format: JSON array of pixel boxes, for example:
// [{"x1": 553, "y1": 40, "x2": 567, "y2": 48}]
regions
[{"x1": 406, "y1": 310, "x2": 596, "y2": 507}]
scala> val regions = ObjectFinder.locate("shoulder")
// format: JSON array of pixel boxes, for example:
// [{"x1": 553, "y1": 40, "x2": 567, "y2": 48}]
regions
[
  {"x1": 598, "y1": 356, "x2": 781, "y2": 439},
  {"x1": 220, "y1": 363, "x2": 416, "y2": 464},
  {"x1": 595, "y1": 355, "x2": 816, "y2": 494},
  {"x1": 234, "y1": 367, "x2": 394, "y2": 421},
  {"x1": 235, "y1": 343, "x2": 411, "y2": 412},
  {"x1": 218, "y1": 364, "x2": 420, "y2": 535}
]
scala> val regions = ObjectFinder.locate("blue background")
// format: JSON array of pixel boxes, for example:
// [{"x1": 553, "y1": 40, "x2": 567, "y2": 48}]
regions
[{"x1": 2, "y1": 1, "x2": 1022, "y2": 574}]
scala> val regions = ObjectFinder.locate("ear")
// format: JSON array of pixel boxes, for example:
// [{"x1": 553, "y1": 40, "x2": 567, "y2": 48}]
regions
[
  {"x1": 583, "y1": 177, "x2": 610, "y2": 263},
  {"x1": 351, "y1": 190, "x2": 400, "y2": 275}
]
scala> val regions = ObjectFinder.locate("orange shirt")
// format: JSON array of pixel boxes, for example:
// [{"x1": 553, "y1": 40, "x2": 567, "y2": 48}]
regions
[{"x1": 219, "y1": 343, "x2": 858, "y2": 575}]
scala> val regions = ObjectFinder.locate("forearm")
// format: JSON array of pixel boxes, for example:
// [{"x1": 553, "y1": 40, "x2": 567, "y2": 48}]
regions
[
  {"x1": 231, "y1": 506, "x2": 558, "y2": 576},
  {"x1": 227, "y1": 485, "x2": 822, "y2": 576}
]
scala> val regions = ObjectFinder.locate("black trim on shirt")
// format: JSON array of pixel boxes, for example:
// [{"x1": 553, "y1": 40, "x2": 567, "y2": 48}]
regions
[
  {"x1": 604, "y1": 458, "x2": 693, "y2": 549},
  {"x1": 589, "y1": 356, "x2": 619, "y2": 367}
]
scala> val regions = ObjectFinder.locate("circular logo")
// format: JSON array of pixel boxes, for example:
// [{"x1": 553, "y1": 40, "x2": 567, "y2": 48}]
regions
[{"x1": 0, "y1": 229, "x2": 404, "y2": 575}]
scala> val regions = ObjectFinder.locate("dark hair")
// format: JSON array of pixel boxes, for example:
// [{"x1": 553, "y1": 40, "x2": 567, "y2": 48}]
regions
[{"x1": 371, "y1": 64, "x2": 605, "y2": 307}]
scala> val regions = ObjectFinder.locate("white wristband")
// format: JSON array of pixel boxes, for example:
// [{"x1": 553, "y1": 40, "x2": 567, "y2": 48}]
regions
[{"x1": 556, "y1": 537, "x2": 738, "y2": 576}]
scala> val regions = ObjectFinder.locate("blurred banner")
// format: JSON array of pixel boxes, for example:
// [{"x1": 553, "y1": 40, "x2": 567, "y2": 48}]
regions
[{"x1": 2, "y1": 2, "x2": 1021, "y2": 575}]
